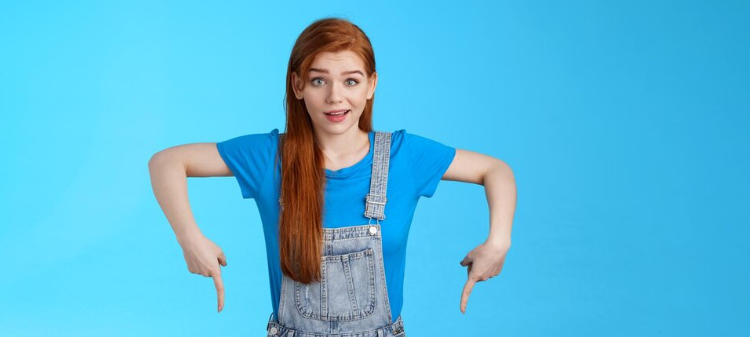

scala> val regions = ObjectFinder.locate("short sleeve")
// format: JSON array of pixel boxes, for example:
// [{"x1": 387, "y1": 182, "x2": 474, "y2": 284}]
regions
[
  {"x1": 216, "y1": 128, "x2": 279, "y2": 199},
  {"x1": 403, "y1": 130, "x2": 457, "y2": 198}
]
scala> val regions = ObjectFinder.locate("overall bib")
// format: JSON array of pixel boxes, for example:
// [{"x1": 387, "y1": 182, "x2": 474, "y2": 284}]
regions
[{"x1": 266, "y1": 131, "x2": 407, "y2": 337}]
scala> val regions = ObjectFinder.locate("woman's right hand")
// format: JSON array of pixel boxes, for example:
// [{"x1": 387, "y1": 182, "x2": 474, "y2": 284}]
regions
[{"x1": 179, "y1": 234, "x2": 228, "y2": 313}]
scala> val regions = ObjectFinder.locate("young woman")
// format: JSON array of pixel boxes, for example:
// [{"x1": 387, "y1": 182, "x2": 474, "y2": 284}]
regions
[{"x1": 149, "y1": 17, "x2": 516, "y2": 336}]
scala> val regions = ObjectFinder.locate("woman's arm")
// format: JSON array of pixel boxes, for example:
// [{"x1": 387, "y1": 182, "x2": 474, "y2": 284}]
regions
[
  {"x1": 443, "y1": 149, "x2": 516, "y2": 245},
  {"x1": 442, "y1": 149, "x2": 517, "y2": 314},
  {"x1": 148, "y1": 143, "x2": 233, "y2": 313},
  {"x1": 148, "y1": 143, "x2": 232, "y2": 243}
]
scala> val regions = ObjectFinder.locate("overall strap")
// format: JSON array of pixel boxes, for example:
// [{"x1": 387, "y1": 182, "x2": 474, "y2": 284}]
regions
[{"x1": 364, "y1": 131, "x2": 392, "y2": 221}]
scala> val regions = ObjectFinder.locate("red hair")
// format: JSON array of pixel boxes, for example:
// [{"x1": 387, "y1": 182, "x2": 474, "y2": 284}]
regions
[{"x1": 276, "y1": 17, "x2": 377, "y2": 284}]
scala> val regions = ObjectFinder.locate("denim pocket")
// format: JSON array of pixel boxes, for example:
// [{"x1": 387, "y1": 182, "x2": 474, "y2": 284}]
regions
[{"x1": 294, "y1": 247, "x2": 377, "y2": 321}]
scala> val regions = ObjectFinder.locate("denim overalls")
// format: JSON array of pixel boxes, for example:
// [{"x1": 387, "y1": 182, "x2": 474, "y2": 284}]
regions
[{"x1": 266, "y1": 131, "x2": 407, "y2": 337}]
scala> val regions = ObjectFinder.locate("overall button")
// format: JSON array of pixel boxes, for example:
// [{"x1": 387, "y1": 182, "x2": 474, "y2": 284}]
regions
[
  {"x1": 369, "y1": 226, "x2": 378, "y2": 235},
  {"x1": 269, "y1": 326, "x2": 278, "y2": 335}
]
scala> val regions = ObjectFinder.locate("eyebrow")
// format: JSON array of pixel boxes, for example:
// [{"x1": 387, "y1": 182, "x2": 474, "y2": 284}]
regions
[{"x1": 308, "y1": 68, "x2": 364, "y2": 76}]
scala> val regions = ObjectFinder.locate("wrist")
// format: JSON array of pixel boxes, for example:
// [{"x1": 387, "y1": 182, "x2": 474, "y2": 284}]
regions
[
  {"x1": 177, "y1": 230, "x2": 203, "y2": 247},
  {"x1": 485, "y1": 236, "x2": 511, "y2": 250}
]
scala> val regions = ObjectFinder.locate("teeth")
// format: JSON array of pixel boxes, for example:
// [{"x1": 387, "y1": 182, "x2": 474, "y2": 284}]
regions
[{"x1": 327, "y1": 110, "x2": 348, "y2": 116}]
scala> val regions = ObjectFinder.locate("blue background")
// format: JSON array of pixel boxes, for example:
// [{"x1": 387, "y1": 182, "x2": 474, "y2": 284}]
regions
[{"x1": 1, "y1": 1, "x2": 748, "y2": 336}]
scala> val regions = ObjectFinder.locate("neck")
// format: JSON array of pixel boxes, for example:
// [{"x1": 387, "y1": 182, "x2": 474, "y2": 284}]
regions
[{"x1": 314, "y1": 127, "x2": 369, "y2": 157}]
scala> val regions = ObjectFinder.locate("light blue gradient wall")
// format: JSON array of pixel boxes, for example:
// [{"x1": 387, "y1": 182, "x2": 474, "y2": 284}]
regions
[{"x1": 1, "y1": 1, "x2": 747, "y2": 336}]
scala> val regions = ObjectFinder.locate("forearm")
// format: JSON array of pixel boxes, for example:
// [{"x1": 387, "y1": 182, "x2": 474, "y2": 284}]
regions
[
  {"x1": 148, "y1": 153, "x2": 204, "y2": 246},
  {"x1": 482, "y1": 161, "x2": 516, "y2": 248}
]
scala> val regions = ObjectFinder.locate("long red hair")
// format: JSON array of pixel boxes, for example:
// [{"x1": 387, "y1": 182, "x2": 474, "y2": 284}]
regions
[{"x1": 276, "y1": 17, "x2": 377, "y2": 284}]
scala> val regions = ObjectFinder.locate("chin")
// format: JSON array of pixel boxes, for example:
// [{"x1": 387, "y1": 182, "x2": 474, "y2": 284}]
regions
[{"x1": 316, "y1": 121, "x2": 358, "y2": 133}]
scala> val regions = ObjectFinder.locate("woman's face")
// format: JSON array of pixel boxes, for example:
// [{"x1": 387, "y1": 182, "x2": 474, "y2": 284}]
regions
[{"x1": 292, "y1": 50, "x2": 377, "y2": 136}]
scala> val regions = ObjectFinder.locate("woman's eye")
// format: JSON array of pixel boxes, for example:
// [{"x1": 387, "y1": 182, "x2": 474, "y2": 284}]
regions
[{"x1": 310, "y1": 78, "x2": 358, "y2": 86}]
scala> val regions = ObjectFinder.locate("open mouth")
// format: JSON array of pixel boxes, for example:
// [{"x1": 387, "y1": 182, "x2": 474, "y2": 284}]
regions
[{"x1": 324, "y1": 109, "x2": 351, "y2": 116}]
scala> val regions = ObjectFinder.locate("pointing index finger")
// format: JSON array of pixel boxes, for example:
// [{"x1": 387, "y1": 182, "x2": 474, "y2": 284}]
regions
[
  {"x1": 460, "y1": 277, "x2": 476, "y2": 314},
  {"x1": 213, "y1": 269, "x2": 225, "y2": 312}
]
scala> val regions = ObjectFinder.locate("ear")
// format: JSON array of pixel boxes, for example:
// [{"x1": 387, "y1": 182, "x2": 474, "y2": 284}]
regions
[
  {"x1": 366, "y1": 72, "x2": 378, "y2": 100},
  {"x1": 291, "y1": 72, "x2": 304, "y2": 100}
]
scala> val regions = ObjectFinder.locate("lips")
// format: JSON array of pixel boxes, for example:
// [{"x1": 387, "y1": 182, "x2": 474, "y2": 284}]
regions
[
  {"x1": 324, "y1": 109, "x2": 350, "y2": 122},
  {"x1": 324, "y1": 109, "x2": 350, "y2": 115}
]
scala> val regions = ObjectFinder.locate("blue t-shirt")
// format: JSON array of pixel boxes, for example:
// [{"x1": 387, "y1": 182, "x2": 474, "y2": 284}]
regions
[{"x1": 216, "y1": 128, "x2": 456, "y2": 322}]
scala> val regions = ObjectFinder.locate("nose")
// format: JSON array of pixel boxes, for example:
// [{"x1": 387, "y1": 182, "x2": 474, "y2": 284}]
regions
[{"x1": 326, "y1": 82, "x2": 343, "y2": 104}]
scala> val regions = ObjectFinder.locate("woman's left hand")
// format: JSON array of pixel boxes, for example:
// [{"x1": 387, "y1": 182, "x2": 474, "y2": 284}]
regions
[{"x1": 459, "y1": 240, "x2": 510, "y2": 314}]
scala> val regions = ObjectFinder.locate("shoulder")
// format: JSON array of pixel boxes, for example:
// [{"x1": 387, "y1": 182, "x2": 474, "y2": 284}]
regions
[
  {"x1": 225, "y1": 128, "x2": 280, "y2": 143},
  {"x1": 381, "y1": 128, "x2": 406, "y2": 143},
  {"x1": 218, "y1": 128, "x2": 280, "y2": 150},
  {"x1": 216, "y1": 128, "x2": 281, "y2": 199},
  {"x1": 386, "y1": 129, "x2": 452, "y2": 151},
  {"x1": 216, "y1": 128, "x2": 282, "y2": 163},
  {"x1": 386, "y1": 129, "x2": 455, "y2": 198}
]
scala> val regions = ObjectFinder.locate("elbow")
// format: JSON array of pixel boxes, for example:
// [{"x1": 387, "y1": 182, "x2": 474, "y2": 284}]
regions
[
  {"x1": 148, "y1": 151, "x2": 171, "y2": 172},
  {"x1": 149, "y1": 149, "x2": 188, "y2": 174},
  {"x1": 498, "y1": 159, "x2": 514, "y2": 179},
  {"x1": 483, "y1": 158, "x2": 514, "y2": 185},
  {"x1": 499, "y1": 159, "x2": 515, "y2": 183}
]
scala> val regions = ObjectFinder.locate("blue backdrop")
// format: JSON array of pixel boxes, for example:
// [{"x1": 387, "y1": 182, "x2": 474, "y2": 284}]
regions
[{"x1": 1, "y1": 1, "x2": 748, "y2": 336}]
